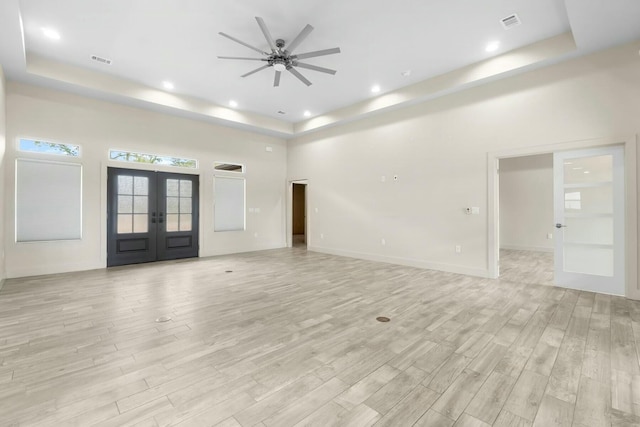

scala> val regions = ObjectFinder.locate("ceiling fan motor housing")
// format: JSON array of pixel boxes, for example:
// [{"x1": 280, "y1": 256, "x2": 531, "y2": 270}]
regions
[{"x1": 218, "y1": 17, "x2": 341, "y2": 86}]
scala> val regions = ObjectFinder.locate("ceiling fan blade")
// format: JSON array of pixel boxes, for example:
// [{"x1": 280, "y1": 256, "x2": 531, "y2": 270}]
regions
[
  {"x1": 288, "y1": 67, "x2": 312, "y2": 86},
  {"x1": 219, "y1": 32, "x2": 268, "y2": 55},
  {"x1": 241, "y1": 65, "x2": 270, "y2": 78},
  {"x1": 274, "y1": 71, "x2": 281, "y2": 87},
  {"x1": 286, "y1": 24, "x2": 314, "y2": 53},
  {"x1": 295, "y1": 62, "x2": 337, "y2": 75},
  {"x1": 217, "y1": 56, "x2": 267, "y2": 61},
  {"x1": 255, "y1": 17, "x2": 277, "y2": 52},
  {"x1": 294, "y1": 47, "x2": 341, "y2": 60}
]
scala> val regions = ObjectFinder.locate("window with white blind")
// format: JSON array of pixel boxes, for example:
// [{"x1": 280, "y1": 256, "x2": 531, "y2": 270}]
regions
[
  {"x1": 16, "y1": 158, "x2": 82, "y2": 242},
  {"x1": 214, "y1": 176, "x2": 245, "y2": 232}
]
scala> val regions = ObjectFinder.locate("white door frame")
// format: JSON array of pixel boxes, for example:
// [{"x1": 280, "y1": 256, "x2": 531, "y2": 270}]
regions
[
  {"x1": 487, "y1": 135, "x2": 638, "y2": 299},
  {"x1": 286, "y1": 179, "x2": 309, "y2": 248}
]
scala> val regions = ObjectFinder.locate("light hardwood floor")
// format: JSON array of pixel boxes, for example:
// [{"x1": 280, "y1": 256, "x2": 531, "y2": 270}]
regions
[
  {"x1": 1, "y1": 248, "x2": 639, "y2": 426},
  {"x1": 499, "y1": 249, "x2": 554, "y2": 286}
]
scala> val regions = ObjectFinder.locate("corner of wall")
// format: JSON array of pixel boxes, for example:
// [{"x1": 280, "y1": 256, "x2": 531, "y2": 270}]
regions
[{"x1": 0, "y1": 65, "x2": 6, "y2": 290}]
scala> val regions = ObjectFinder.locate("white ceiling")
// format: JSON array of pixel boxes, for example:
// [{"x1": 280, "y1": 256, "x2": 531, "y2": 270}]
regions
[{"x1": 1, "y1": 0, "x2": 640, "y2": 136}]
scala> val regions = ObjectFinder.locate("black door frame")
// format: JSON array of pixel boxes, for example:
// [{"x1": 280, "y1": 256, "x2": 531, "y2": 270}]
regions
[{"x1": 107, "y1": 167, "x2": 199, "y2": 267}]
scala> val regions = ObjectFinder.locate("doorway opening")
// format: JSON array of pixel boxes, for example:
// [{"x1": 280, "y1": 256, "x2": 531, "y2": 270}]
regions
[
  {"x1": 498, "y1": 154, "x2": 555, "y2": 286},
  {"x1": 489, "y1": 136, "x2": 637, "y2": 298},
  {"x1": 107, "y1": 167, "x2": 199, "y2": 267},
  {"x1": 292, "y1": 183, "x2": 307, "y2": 248}
]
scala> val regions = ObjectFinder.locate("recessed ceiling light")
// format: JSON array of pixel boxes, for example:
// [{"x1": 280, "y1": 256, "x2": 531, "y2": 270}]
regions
[
  {"x1": 229, "y1": 100, "x2": 238, "y2": 108},
  {"x1": 41, "y1": 27, "x2": 61, "y2": 40},
  {"x1": 401, "y1": 70, "x2": 412, "y2": 77},
  {"x1": 303, "y1": 111, "x2": 311, "y2": 117},
  {"x1": 162, "y1": 81, "x2": 174, "y2": 90},
  {"x1": 486, "y1": 41, "x2": 500, "y2": 52},
  {"x1": 371, "y1": 85, "x2": 381, "y2": 93},
  {"x1": 572, "y1": 167, "x2": 583, "y2": 170},
  {"x1": 584, "y1": 171, "x2": 591, "y2": 174}
]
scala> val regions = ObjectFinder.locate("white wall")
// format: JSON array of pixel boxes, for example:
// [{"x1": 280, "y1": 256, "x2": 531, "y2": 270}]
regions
[
  {"x1": 0, "y1": 66, "x2": 5, "y2": 288},
  {"x1": 5, "y1": 83, "x2": 287, "y2": 278},
  {"x1": 499, "y1": 154, "x2": 554, "y2": 252},
  {"x1": 287, "y1": 41, "x2": 640, "y2": 278}
]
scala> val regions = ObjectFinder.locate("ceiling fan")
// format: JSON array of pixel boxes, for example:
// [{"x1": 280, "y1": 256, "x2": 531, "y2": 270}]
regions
[{"x1": 218, "y1": 17, "x2": 341, "y2": 87}]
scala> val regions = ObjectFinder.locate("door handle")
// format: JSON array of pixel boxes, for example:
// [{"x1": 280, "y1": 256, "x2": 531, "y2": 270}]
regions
[
  {"x1": 159, "y1": 212, "x2": 164, "y2": 224},
  {"x1": 555, "y1": 223, "x2": 567, "y2": 229},
  {"x1": 151, "y1": 212, "x2": 156, "y2": 224}
]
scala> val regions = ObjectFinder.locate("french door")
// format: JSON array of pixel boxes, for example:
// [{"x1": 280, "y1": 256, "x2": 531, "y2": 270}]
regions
[
  {"x1": 553, "y1": 146, "x2": 624, "y2": 295},
  {"x1": 107, "y1": 167, "x2": 199, "y2": 267}
]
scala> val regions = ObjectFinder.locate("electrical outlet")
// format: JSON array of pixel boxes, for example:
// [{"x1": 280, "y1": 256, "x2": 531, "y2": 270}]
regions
[
  {"x1": 381, "y1": 175, "x2": 386, "y2": 182},
  {"x1": 455, "y1": 245, "x2": 461, "y2": 253},
  {"x1": 381, "y1": 238, "x2": 386, "y2": 246},
  {"x1": 254, "y1": 232, "x2": 258, "y2": 238},
  {"x1": 265, "y1": 146, "x2": 273, "y2": 152},
  {"x1": 320, "y1": 233, "x2": 324, "y2": 239},
  {"x1": 547, "y1": 233, "x2": 553, "y2": 239}
]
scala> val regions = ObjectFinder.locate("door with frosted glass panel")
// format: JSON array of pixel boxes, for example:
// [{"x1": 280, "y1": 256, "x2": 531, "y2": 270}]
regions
[
  {"x1": 553, "y1": 146, "x2": 624, "y2": 295},
  {"x1": 156, "y1": 172, "x2": 199, "y2": 261},
  {"x1": 107, "y1": 168, "x2": 199, "y2": 267}
]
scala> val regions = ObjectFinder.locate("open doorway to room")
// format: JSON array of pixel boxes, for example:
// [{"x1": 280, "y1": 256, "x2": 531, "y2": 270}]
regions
[
  {"x1": 490, "y1": 137, "x2": 636, "y2": 298},
  {"x1": 292, "y1": 183, "x2": 307, "y2": 248},
  {"x1": 498, "y1": 154, "x2": 555, "y2": 286}
]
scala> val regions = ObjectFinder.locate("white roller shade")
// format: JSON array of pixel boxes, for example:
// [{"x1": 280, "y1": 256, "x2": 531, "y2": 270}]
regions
[
  {"x1": 16, "y1": 159, "x2": 82, "y2": 242},
  {"x1": 214, "y1": 176, "x2": 245, "y2": 232}
]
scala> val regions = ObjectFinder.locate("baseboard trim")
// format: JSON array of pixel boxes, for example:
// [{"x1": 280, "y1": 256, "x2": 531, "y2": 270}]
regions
[
  {"x1": 7, "y1": 262, "x2": 105, "y2": 279},
  {"x1": 501, "y1": 245, "x2": 554, "y2": 253},
  {"x1": 309, "y1": 246, "x2": 490, "y2": 278},
  {"x1": 202, "y1": 243, "x2": 287, "y2": 258}
]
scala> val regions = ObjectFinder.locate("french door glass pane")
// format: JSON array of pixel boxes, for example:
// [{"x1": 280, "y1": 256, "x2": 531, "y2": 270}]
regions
[
  {"x1": 133, "y1": 214, "x2": 148, "y2": 233},
  {"x1": 180, "y1": 214, "x2": 192, "y2": 231},
  {"x1": 134, "y1": 176, "x2": 148, "y2": 195},
  {"x1": 180, "y1": 180, "x2": 192, "y2": 197},
  {"x1": 166, "y1": 214, "x2": 179, "y2": 232},
  {"x1": 180, "y1": 197, "x2": 192, "y2": 214},
  {"x1": 166, "y1": 179, "x2": 179, "y2": 196},
  {"x1": 117, "y1": 176, "x2": 149, "y2": 233},
  {"x1": 118, "y1": 195, "x2": 133, "y2": 213},
  {"x1": 117, "y1": 214, "x2": 132, "y2": 233},
  {"x1": 166, "y1": 197, "x2": 179, "y2": 214},
  {"x1": 118, "y1": 175, "x2": 133, "y2": 194},
  {"x1": 164, "y1": 179, "x2": 193, "y2": 232}
]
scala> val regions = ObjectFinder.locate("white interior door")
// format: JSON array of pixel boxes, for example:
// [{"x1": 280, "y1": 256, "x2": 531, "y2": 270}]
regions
[{"x1": 553, "y1": 146, "x2": 625, "y2": 295}]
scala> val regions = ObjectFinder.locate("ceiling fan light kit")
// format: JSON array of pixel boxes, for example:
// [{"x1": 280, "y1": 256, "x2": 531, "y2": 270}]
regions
[{"x1": 218, "y1": 17, "x2": 341, "y2": 87}]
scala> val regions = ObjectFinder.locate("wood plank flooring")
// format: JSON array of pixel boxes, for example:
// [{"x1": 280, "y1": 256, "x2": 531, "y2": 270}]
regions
[{"x1": 1, "y1": 248, "x2": 639, "y2": 426}]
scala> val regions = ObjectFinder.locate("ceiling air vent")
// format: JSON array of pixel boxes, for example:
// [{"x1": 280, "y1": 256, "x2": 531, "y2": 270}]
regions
[
  {"x1": 500, "y1": 14, "x2": 521, "y2": 30},
  {"x1": 277, "y1": 110, "x2": 286, "y2": 115},
  {"x1": 90, "y1": 55, "x2": 112, "y2": 65}
]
